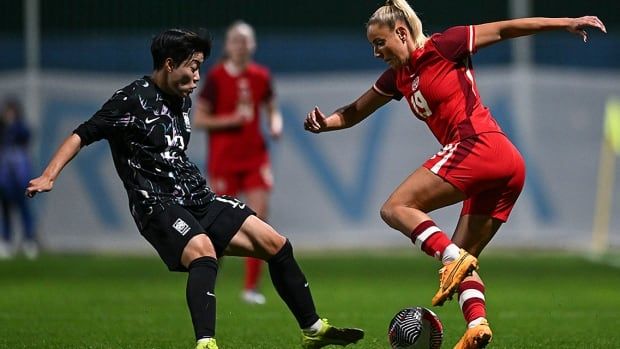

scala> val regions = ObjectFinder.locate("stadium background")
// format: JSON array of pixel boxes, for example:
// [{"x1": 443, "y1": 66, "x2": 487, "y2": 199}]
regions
[{"x1": 0, "y1": 0, "x2": 619, "y2": 253}]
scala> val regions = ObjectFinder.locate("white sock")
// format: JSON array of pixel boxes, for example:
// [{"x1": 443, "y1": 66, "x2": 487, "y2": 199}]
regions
[
  {"x1": 468, "y1": 317, "x2": 486, "y2": 328},
  {"x1": 197, "y1": 337, "x2": 215, "y2": 343},
  {"x1": 302, "y1": 319, "x2": 324, "y2": 335},
  {"x1": 441, "y1": 244, "x2": 461, "y2": 265}
]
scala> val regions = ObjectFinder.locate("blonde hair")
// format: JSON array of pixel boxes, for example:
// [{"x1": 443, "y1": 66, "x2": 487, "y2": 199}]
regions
[
  {"x1": 225, "y1": 20, "x2": 256, "y2": 52},
  {"x1": 367, "y1": 0, "x2": 427, "y2": 48}
]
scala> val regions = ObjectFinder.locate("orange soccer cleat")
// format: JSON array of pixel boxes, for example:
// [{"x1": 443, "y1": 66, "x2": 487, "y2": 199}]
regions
[
  {"x1": 431, "y1": 249, "x2": 478, "y2": 306},
  {"x1": 453, "y1": 319, "x2": 492, "y2": 349}
]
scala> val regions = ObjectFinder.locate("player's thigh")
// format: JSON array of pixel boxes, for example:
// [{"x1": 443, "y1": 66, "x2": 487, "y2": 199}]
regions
[
  {"x1": 452, "y1": 214, "x2": 503, "y2": 257},
  {"x1": 385, "y1": 166, "x2": 465, "y2": 213},
  {"x1": 197, "y1": 195, "x2": 256, "y2": 256},
  {"x1": 140, "y1": 204, "x2": 212, "y2": 271},
  {"x1": 225, "y1": 215, "x2": 286, "y2": 260}
]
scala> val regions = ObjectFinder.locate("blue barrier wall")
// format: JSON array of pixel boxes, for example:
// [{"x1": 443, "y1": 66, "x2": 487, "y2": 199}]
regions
[{"x1": 1, "y1": 68, "x2": 618, "y2": 252}]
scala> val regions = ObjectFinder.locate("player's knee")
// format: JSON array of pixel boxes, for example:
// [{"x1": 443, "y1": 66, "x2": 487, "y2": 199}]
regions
[
  {"x1": 380, "y1": 201, "x2": 398, "y2": 226},
  {"x1": 267, "y1": 239, "x2": 292, "y2": 264},
  {"x1": 182, "y1": 234, "x2": 217, "y2": 266},
  {"x1": 266, "y1": 233, "x2": 287, "y2": 256},
  {"x1": 188, "y1": 255, "x2": 218, "y2": 271},
  {"x1": 254, "y1": 221, "x2": 287, "y2": 258}
]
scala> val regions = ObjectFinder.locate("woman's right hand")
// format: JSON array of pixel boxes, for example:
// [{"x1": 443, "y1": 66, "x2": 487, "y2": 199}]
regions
[
  {"x1": 25, "y1": 175, "x2": 54, "y2": 198},
  {"x1": 567, "y1": 16, "x2": 606, "y2": 42},
  {"x1": 304, "y1": 106, "x2": 327, "y2": 133}
]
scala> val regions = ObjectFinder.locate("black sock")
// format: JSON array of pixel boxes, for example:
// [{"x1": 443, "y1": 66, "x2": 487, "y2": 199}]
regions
[
  {"x1": 268, "y1": 240, "x2": 319, "y2": 328},
  {"x1": 186, "y1": 256, "x2": 218, "y2": 340}
]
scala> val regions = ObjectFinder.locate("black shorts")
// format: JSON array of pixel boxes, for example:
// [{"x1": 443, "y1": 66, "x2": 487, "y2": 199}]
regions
[{"x1": 136, "y1": 196, "x2": 255, "y2": 272}]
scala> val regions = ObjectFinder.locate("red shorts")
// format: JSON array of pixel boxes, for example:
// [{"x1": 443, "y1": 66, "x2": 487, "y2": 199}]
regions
[
  {"x1": 423, "y1": 132, "x2": 526, "y2": 222},
  {"x1": 209, "y1": 162, "x2": 273, "y2": 196}
]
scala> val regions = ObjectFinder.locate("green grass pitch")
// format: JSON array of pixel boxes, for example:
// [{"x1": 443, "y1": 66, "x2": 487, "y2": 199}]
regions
[{"x1": 1, "y1": 249, "x2": 619, "y2": 348}]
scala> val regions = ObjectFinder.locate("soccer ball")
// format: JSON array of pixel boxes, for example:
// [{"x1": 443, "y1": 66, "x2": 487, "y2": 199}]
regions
[{"x1": 388, "y1": 307, "x2": 443, "y2": 349}]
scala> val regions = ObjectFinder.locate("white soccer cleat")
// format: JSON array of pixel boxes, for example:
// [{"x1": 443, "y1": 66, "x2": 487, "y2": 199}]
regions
[{"x1": 241, "y1": 289, "x2": 266, "y2": 305}]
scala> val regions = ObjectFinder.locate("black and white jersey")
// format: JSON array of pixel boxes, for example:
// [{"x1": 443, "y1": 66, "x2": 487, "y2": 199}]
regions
[{"x1": 74, "y1": 76, "x2": 214, "y2": 213}]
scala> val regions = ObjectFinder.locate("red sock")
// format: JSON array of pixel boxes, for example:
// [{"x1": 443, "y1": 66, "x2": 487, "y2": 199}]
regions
[
  {"x1": 410, "y1": 220, "x2": 452, "y2": 258},
  {"x1": 244, "y1": 257, "x2": 263, "y2": 290},
  {"x1": 458, "y1": 280, "x2": 486, "y2": 324}
]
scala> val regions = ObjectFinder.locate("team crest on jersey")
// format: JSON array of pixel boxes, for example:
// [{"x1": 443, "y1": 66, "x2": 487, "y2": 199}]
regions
[
  {"x1": 412, "y1": 75, "x2": 420, "y2": 90},
  {"x1": 183, "y1": 112, "x2": 191, "y2": 131},
  {"x1": 172, "y1": 218, "x2": 190, "y2": 236}
]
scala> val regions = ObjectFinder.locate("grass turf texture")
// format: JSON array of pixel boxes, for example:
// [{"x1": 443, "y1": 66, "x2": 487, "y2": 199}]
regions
[{"x1": 0, "y1": 250, "x2": 619, "y2": 348}]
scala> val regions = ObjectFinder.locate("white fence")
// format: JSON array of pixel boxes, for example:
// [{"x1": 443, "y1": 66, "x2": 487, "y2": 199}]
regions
[{"x1": 2, "y1": 67, "x2": 619, "y2": 252}]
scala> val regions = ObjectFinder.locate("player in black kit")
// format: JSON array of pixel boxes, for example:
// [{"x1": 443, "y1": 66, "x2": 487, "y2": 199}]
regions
[{"x1": 26, "y1": 28, "x2": 363, "y2": 349}]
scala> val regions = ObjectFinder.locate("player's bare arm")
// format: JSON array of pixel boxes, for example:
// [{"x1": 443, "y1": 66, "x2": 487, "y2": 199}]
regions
[
  {"x1": 26, "y1": 133, "x2": 82, "y2": 197},
  {"x1": 193, "y1": 99, "x2": 245, "y2": 130},
  {"x1": 475, "y1": 16, "x2": 607, "y2": 49},
  {"x1": 305, "y1": 88, "x2": 390, "y2": 133},
  {"x1": 265, "y1": 98, "x2": 283, "y2": 139}
]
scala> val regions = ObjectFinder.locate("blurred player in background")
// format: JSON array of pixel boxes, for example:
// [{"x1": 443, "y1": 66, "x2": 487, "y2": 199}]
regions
[
  {"x1": 194, "y1": 20, "x2": 283, "y2": 305},
  {"x1": 26, "y1": 28, "x2": 362, "y2": 349},
  {"x1": 304, "y1": 0, "x2": 606, "y2": 347},
  {"x1": 0, "y1": 98, "x2": 37, "y2": 259}
]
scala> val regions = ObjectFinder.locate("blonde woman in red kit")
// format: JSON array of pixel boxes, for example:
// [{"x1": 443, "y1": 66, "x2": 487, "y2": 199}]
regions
[{"x1": 305, "y1": 1, "x2": 606, "y2": 347}]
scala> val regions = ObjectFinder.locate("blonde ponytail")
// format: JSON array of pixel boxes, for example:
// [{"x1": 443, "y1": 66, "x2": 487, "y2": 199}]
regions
[{"x1": 368, "y1": 0, "x2": 427, "y2": 48}]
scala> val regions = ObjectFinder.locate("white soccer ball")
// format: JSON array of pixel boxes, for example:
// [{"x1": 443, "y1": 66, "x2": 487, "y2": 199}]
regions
[{"x1": 387, "y1": 307, "x2": 443, "y2": 349}]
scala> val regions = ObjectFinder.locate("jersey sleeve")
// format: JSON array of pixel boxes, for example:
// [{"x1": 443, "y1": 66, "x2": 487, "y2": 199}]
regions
[
  {"x1": 431, "y1": 25, "x2": 476, "y2": 62},
  {"x1": 73, "y1": 90, "x2": 133, "y2": 146},
  {"x1": 373, "y1": 69, "x2": 403, "y2": 100}
]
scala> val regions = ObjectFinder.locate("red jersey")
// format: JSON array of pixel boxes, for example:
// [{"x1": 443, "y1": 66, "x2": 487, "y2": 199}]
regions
[
  {"x1": 373, "y1": 25, "x2": 503, "y2": 145},
  {"x1": 199, "y1": 62, "x2": 274, "y2": 173}
]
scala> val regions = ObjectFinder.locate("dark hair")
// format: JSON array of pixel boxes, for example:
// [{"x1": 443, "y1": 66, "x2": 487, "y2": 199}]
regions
[{"x1": 150, "y1": 28, "x2": 212, "y2": 70}]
